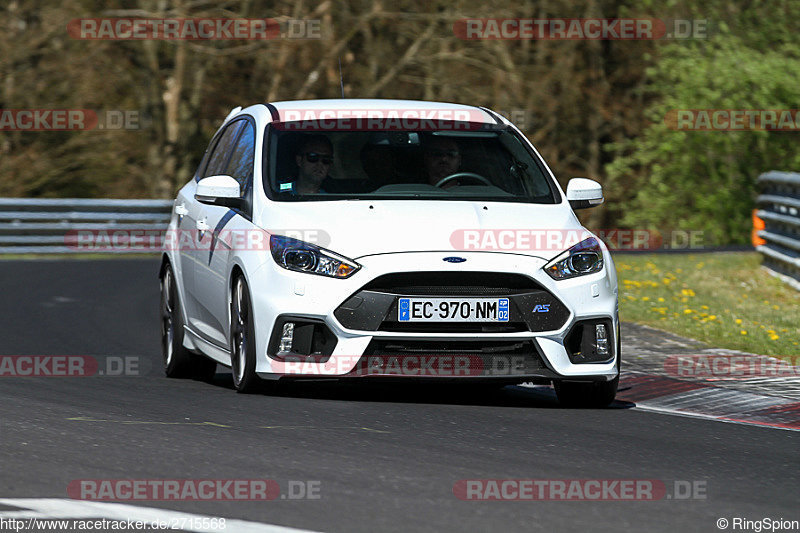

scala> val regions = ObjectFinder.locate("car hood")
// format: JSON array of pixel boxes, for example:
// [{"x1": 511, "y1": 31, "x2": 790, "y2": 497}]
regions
[{"x1": 257, "y1": 200, "x2": 588, "y2": 261}]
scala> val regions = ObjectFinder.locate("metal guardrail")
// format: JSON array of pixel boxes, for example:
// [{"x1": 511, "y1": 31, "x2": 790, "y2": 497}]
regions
[
  {"x1": 0, "y1": 185, "x2": 797, "y2": 269},
  {"x1": 756, "y1": 172, "x2": 800, "y2": 290},
  {"x1": 0, "y1": 198, "x2": 172, "y2": 254}
]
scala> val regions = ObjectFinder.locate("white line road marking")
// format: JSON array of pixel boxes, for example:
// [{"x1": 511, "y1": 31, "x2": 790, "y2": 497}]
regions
[
  {"x1": 632, "y1": 404, "x2": 800, "y2": 432},
  {"x1": 514, "y1": 383, "x2": 800, "y2": 432},
  {"x1": 0, "y1": 498, "x2": 323, "y2": 532}
]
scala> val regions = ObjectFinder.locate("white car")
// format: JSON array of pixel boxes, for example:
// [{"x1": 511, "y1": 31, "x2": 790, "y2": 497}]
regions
[{"x1": 159, "y1": 99, "x2": 620, "y2": 407}]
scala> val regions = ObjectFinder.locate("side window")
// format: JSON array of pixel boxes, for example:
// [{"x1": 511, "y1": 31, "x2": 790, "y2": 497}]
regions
[
  {"x1": 193, "y1": 142, "x2": 213, "y2": 180},
  {"x1": 224, "y1": 121, "x2": 256, "y2": 192},
  {"x1": 203, "y1": 121, "x2": 244, "y2": 178}
]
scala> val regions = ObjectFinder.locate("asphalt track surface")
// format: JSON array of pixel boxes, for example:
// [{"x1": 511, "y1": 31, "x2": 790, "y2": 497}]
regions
[{"x1": 0, "y1": 259, "x2": 797, "y2": 532}]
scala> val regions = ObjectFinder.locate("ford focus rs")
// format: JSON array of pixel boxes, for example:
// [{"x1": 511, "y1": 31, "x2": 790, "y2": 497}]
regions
[{"x1": 159, "y1": 99, "x2": 620, "y2": 407}]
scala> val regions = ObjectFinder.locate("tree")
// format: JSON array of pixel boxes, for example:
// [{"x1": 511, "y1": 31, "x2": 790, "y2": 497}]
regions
[{"x1": 605, "y1": 0, "x2": 800, "y2": 244}]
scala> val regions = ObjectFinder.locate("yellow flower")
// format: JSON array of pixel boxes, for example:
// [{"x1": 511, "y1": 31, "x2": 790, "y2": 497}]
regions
[
  {"x1": 684, "y1": 309, "x2": 694, "y2": 314},
  {"x1": 769, "y1": 334, "x2": 780, "y2": 341},
  {"x1": 701, "y1": 305, "x2": 709, "y2": 310},
  {"x1": 773, "y1": 305, "x2": 780, "y2": 310},
  {"x1": 662, "y1": 278, "x2": 672, "y2": 285},
  {"x1": 657, "y1": 297, "x2": 665, "y2": 302},
  {"x1": 740, "y1": 330, "x2": 748, "y2": 335},
  {"x1": 708, "y1": 315, "x2": 717, "y2": 321},
  {"x1": 642, "y1": 296, "x2": 650, "y2": 301},
  {"x1": 735, "y1": 319, "x2": 742, "y2": 325},
  {"x1": 681, "y1": 288, "x2": 696, "y2": 297}
]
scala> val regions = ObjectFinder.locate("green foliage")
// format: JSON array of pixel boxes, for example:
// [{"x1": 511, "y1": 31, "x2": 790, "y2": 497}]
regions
[{"x1": 605, "y1": 1, "x2": 800, "y2": 244}]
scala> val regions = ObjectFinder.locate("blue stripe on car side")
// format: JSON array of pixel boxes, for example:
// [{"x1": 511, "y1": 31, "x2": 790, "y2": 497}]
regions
[{"x1": 208, "y1": 209, "x2": 236, "y2": 265}]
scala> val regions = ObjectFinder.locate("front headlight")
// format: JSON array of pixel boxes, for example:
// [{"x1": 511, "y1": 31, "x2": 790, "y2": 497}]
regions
[
  {"x1": 270, "y1": 235, "x2": 360, "y2": 278},
  {"x1": 544, "y1": 237, "x2": 604, "y2": 280}
]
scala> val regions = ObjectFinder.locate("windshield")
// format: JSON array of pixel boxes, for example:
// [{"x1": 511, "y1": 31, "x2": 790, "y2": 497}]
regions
[{"x1": 264, "y1": 120, "x2": 559, "y2": 203}]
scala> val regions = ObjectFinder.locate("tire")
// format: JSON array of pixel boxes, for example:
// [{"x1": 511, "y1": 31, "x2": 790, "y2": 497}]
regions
[
  {"x1": 160, "y1": 263, "x2": 217, "y2": 381},
  {"x1": 230, "y1": 275, "x2": 262, "y2": 393},
  {"x1": 554, "y1": 377, "x2": 618, "y2": 408}
]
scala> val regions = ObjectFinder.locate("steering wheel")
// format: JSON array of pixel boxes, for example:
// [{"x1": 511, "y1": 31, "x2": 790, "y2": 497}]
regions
[{"x1": 434, "y1": 172, "x2": 492, "y2": 188}]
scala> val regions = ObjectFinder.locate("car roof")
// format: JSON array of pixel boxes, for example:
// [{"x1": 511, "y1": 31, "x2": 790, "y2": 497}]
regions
[{"x1": 266, "y1": 99, "x2": 500, "y2": 125}]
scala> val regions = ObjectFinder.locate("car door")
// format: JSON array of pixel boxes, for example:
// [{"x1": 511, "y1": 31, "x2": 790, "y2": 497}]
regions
[
  {"x1": 173, "y1": 132, "x2": 221, "y2": 325},
  {"x1": 193, "y1": 119, "x2": 256, "y2": 348},
  {"x1": 172, "y1": 179, "x2": 202, "y2": 322},
  {"x1": 186, "y1": 119, "x2": 245, "y2": 346}
]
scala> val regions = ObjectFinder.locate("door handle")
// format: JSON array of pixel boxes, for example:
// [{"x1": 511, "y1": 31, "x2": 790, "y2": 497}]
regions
[{"x1": 196, "y1": 218, "x2": 210, "y2": 239}]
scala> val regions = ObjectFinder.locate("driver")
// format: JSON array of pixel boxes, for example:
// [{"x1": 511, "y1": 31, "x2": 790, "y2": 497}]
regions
[
  {"x1": 424, "y1": 137, "x2": 462, "y2": 188},
  {"x1": 293, "y1": 134, "x2": 334, "y2": 194}
]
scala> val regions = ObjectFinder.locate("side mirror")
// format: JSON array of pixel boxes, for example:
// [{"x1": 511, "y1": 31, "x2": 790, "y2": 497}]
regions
[
  {"x1": 566, "y1": 178, "x2": 604, "y2": 210},
  {"x1": 195, "y1": 175, "x2": 243, "y2": 209}
]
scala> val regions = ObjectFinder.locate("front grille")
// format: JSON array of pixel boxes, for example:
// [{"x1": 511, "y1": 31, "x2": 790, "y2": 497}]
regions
[
  {"x1": 351, "y1": 340, "x2": 547, "y2": 377},
  {"x1": 334, "y1": 271, "x2": 570, "y2": 332},
  {"x1": 361, "y1": 271, "x2": 541, "y2": 296}
]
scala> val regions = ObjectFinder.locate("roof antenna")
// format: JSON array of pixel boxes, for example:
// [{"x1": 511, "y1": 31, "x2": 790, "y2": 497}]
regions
[{"x1": 338, "y1": 57, "x2": 345, "y2": 98}]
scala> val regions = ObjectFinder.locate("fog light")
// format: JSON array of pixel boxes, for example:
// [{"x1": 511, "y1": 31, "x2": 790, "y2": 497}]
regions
[
  {"x1": 596, "y1": 324, "x2": 609, "y2": 356},
  {"x1": 279, "y1": 322, "x2": 294, "y2": 354},
  {"x1": 565, "y1": 319, "x2": 614, "y2": 364}
]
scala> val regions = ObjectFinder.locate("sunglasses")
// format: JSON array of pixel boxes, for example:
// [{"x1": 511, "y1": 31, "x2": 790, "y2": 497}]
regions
[
  {"x1": 428, "y1": 149, "x2": 459, "y2": 159},
  {"x1": 303, "y1": 152, "x2": 333, "y2": 165}
]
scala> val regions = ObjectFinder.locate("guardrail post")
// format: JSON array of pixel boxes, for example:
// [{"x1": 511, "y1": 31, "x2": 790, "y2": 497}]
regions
[{"x1": 756, "y1": 171, "x2": 800, "y2": 291}]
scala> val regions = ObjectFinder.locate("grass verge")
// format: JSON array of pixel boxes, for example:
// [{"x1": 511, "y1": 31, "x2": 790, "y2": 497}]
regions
[{"x1": 615, "y1": 252, "x2": 799, "y2": 360}]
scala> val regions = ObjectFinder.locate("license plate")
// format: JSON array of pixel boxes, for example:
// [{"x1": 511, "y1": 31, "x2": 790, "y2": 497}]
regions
[{"x1": 398, "y1": 298, "x2": 509, "y2": 322}]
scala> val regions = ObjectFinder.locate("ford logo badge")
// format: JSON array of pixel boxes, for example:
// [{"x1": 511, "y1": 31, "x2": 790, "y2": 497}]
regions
[{"x1": 443, "y1": 257, "x2": 466, "y2": 263}]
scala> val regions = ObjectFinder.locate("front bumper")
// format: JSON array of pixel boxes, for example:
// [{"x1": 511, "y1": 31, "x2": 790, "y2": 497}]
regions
[{"x1": 249, "y1": 251, "x2": 619, "y2": 382}]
